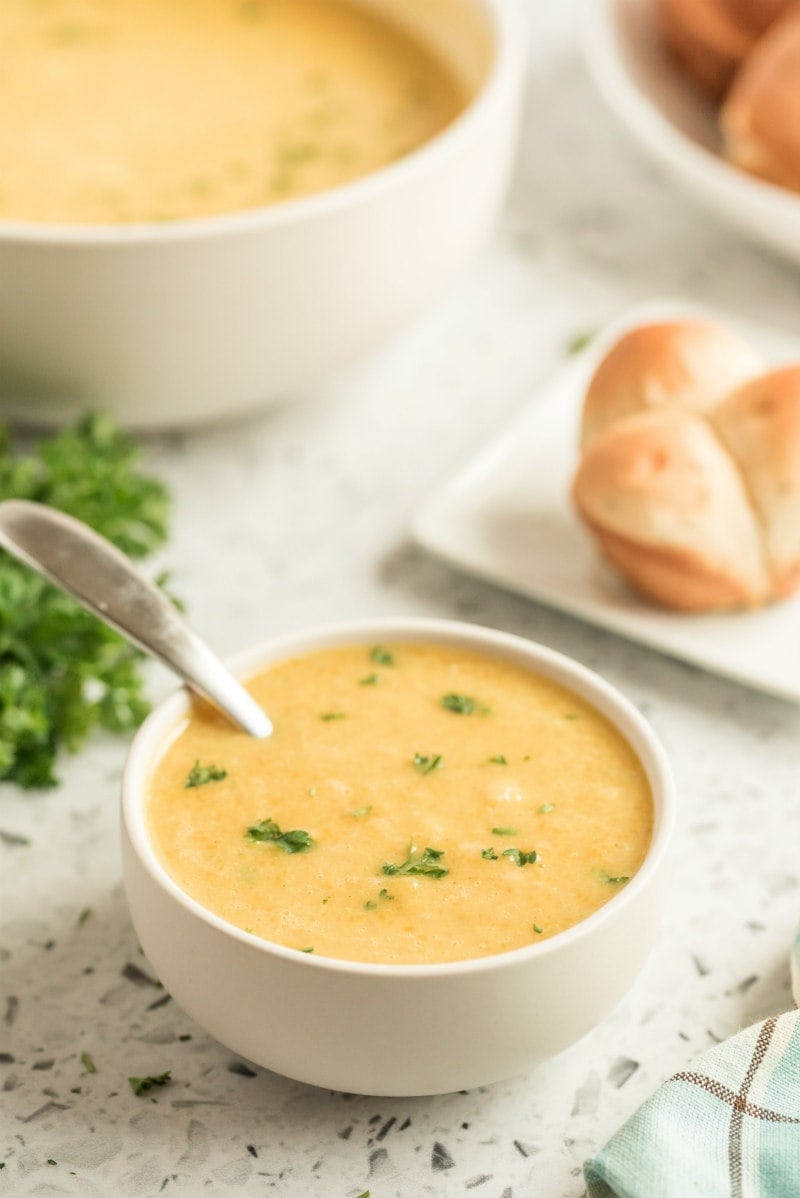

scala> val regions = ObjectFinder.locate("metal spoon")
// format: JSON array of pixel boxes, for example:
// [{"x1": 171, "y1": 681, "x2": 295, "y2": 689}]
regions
[{"x1": 0, "y1": 499, "x2": 272, "y2": 738}]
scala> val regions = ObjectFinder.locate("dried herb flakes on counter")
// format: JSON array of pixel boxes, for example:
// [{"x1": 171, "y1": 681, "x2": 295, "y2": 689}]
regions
[
  {"x1": 128, "y1": 1071, "x2": 171, "y2": 1097},
  {"x1": 0, "y1": 413, "x2": 171, "y2": 788}
]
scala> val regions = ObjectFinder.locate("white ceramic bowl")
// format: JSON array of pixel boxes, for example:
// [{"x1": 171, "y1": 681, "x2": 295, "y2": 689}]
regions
[
  {"x1": 585, "y1": 0, "x2": 800, "y2": 265},
  {"x1": 0, "y1": 0, "x2": 525, "y2": 430},
  {"x1": 121, "y1": 617, "x2": 675, "y2": 1097}
]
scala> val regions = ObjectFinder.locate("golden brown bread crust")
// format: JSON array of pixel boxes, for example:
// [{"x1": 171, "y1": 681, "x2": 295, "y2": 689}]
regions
[
  {"x1": 572, "y1": 409, "x2": 771, "y2": 610},
  {"x1": 710, "y1": 366, "x2": 800, "y2": 596},
  {"x1": 724, "y1": 0, "x2": 793, "y2": 35},
  {"x1": 721, "y1": 4, "x2": 800, "y2": 192},
  {"x1": 657, "y1": 0, "x2": 759, "y2": 98},
  {"x1": 579, "y1": 523, "x2": 766, "y2": 611},
  {"x1": 580, "y1": 320, "x2": 762, "y2": 451}
]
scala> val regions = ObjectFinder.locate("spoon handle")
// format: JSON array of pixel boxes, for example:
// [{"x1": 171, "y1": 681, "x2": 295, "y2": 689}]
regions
[{"x1": 0, "y1": 499, "x2": 272, "y2": 739}]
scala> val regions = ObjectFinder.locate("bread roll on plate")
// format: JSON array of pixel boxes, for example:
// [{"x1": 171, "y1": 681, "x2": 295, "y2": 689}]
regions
[
  {"x1": 573, "y1": 409, "x2": 770, "y2": 611},
  {"x1": 721, "y1": 4, "x2": 800, "y2": 192},
  {"x1": 579, "y1": 319, "x2": 761, "y2": 450},
  {"x1": 711, "y1": 366, "x2": 800, "y2": 597},
  {"x1": 572, "y1": 320, "x2": 800, "y2": 612}
]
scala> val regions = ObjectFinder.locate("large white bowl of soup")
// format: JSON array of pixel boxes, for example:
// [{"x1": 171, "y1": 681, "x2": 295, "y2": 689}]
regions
[
  {"x1": 0, "y1": 0, "x2": 525, "y2": 428},
  {"x1": 121, "y1": 618, "x2": 675, "y2": 1096}
]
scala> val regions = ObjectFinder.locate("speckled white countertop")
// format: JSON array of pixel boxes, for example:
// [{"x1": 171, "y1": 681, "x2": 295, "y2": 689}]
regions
[{"x1": 3, "y1": 4, "x2": 800, "y2": 1195}]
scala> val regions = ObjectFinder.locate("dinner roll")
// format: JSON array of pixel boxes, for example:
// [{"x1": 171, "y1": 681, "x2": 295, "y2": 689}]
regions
[
  {"x1": 573, "y1": 409, "x2": 770, "y2": 610},
  {"x1": 711, "y1": 366, "x2": 800, "y2": 597},
  {"x1": 721, "y1": 4, "x2": 800, "y2": 192},
  {"x1": 656, "y1": 0, "x2": 761, "y2": 98},
  {"x1": 579, "y1": 320, "x2": 762, "y2": 451},
  {"x1": 572, "y1": 321, "x2": 800, "y2": 612}
]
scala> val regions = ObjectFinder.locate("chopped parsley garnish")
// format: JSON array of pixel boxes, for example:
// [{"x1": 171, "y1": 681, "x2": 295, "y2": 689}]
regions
[
  {"x1": 245, "y1": 819, "x2": 314, "y2": 854},
  {"x1": 481, "y1": 847, "x2": 498, "y2": 860},
  {"x1": 602, "y1": 871, "x2": 630, "y2": 885},
  {"x1": 300, "y1": 947, "x2": 314, "y2": 954},
  {"x1": 370, "y1": 646, "x2": 394, "y2": 666},
  {"x1": 488, "y1": 755, "x2": 508, "y2": 765},
  {"x1": 0, "y1": 413, "x2": 171, "y2": 788},
  {"x1": 47, "y1": 1159, "x2": 57, "y2": 1166},
  {"x1": 567, "y1": 328, "x2": 596, "y2": 355},
  {"x1": 128, "y1": 1071, "x2": 171, "y2": 1097},
  {"x1": 76, "y1": 906, "x2": 92, "y2": 927},
  {"x1": 563, "y1": 713, "x2": 579, "y2": 721},
  {"x1": 538, "y1": 804, "x2": 555, "y2": 814},
  {"x1": 80, "y1": 1051, "x2": 96, "y2": 1074},
  {"x1": 440, "y1": 693, "x2": 487, "y2": 715},
  {"x1": 502, "y1": 848, "x2": 538, "y2": 867},
  {"x1": 348, "y1": 806, "x2": 372, "y2": 819},
  {"x1": 184, "y1": 760, "x2": 227, "y2": 788},
  {"x1": 0, "y1": 831, "x2": 30, "y2": 846},
  {"x1": 320, "y1": 711, "x2": 346, "y2": 721},
  {"x1": 491, "y1": 826, "x2": 517, "y2": 836},
  {"x1": 533, "y1": 924, "x2": 544, "y2": 935},
  {"x1": 366, "y1": 886, "x2": 395, "y2": 910},
  {"x1": 359, "y1": 673, "x2": 380, "y2": 687},
  {"x1": 382, "y1": 845, "x2": 448, "y2": 879},
  {"x1": 412, "y1": 753, "x2": 443, "y2": 775}
]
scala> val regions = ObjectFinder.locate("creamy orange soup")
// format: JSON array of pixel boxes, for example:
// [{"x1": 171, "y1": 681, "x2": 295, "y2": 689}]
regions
[
  {"x1": 0, "y1": 0, "x2": 465, "y2": 223},
  {"x1": 147, "y1": 643, "x2": 653, "y2": 965}
]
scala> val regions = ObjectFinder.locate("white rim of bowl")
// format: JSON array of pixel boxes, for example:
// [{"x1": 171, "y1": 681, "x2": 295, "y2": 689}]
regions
[
  {"x1": 583, "y1": 0, "x2": 800, "y2": 224},
  {"x1": 0, "y1": 0, "x2": 526, "y2": 246},
  {"x1": 122, "y1": 616, "x2": 676, "y2": 980}
]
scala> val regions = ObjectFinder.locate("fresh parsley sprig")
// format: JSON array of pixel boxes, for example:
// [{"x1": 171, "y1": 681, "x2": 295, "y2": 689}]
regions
[{"x1": 0, "y1": 414, "x2": 171, "y2": 788}]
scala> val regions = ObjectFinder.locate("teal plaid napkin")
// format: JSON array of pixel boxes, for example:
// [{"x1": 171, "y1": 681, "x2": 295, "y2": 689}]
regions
[{"x1": 584, "y1": 932, "x2": 800, "y2": 1198}]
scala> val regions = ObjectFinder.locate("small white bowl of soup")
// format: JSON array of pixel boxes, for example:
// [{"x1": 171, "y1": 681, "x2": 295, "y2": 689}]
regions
[
  {"x1": 0, "y1": 0, "x2": 524, "y2": 428},
  {"x1": 121, "y1": 618, "x2": 675, "y2": 1096}
]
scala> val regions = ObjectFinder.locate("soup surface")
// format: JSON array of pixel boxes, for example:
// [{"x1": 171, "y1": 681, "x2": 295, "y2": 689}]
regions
[
  {"x1": 147, "y1": 643, "x2": 653, "y2": 965},
  {"x1": 0, "y1": 0, "x2": 465, "y2": 224}
]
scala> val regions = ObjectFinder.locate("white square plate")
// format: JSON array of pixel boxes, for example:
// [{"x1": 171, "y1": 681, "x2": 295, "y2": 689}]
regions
[{"x1": 412, "y1": 301, "x2": 800, "y2": 704}]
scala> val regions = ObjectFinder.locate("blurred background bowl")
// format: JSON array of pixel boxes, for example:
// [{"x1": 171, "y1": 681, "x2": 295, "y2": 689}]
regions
[
  {"x1": 585, "y1": 0, "x2": 800, "y2": 267},
  {"x1": 0, "y1": 0, "x2": 525, "y2": 430},
  {"x1": 584, "y1": 0, "x2": 800, "y2": 267}
]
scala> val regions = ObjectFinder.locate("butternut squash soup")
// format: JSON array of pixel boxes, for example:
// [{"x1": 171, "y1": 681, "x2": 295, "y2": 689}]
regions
[
  {"x1": 147, "y1": 644, "x2": 653, "y2": 965},
  {"x1": 0, "y1": 0, "x2": 466, "y2": 224}
]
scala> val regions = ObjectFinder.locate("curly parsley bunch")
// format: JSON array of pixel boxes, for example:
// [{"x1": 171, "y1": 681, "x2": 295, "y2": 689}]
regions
[{"x1": 0, "y1": 413, "x2": 170, "y2": 787}]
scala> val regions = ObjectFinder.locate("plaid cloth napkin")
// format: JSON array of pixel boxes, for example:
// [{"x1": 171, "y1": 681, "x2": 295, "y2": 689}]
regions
[{"x1": 584, "y1": 932, "x2": 800, "y2": 1198}]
